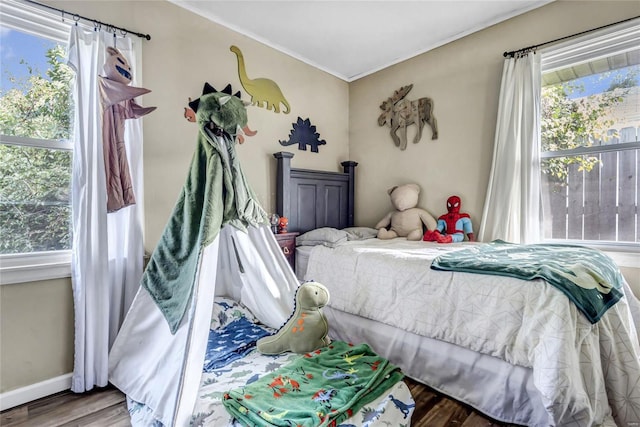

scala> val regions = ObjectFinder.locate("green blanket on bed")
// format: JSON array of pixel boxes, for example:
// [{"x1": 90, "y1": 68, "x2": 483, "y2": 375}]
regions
[
  {"x1": 431, "y1": 240, "x2": 625, "y2": 323},
  {"x1": 222, "y1": 341, "x2": 404, "y2": 427}
]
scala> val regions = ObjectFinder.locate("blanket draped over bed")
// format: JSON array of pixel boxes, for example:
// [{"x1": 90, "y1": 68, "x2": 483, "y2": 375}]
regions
[
  {"x1": 222, "y1": 341, "x2": 404, "y2": 427},
  {"x1": 431, "y1": 240, "x2": 624, "y2": 323},
  {"x1": 141, "y1": 130, "x2": 267, "y2": 333}
]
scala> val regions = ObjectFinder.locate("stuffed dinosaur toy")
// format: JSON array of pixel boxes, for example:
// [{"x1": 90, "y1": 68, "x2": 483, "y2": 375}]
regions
[{"x1": 257, "y1": 281, "x2": 330, "y2": 355}]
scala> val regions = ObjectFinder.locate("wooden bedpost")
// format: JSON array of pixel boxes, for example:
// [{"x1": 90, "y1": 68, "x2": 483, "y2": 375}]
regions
[
  {"x1": 274, "y1": 151, "x2": 294, "y2": 219},
  {"x1": 341, "y1": 160, "x2": 358, "y2": 227}
]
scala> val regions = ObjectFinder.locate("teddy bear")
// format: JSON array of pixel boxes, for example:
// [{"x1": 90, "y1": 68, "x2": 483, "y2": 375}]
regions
[
  {"x1": 423, "y1": 195, "x2": 475, "y2": 243},
  {"x1": 375, "y1": 183, "x2": 437, "y2": 241}
]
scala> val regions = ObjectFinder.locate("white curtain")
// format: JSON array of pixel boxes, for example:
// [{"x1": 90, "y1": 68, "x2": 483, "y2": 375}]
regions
[
  {"x1": 478, "y1": 52, "x2": 541, "y2": 244},
  {"x1": 67, "y1": 26, "x2": 145, "y2": 393}
]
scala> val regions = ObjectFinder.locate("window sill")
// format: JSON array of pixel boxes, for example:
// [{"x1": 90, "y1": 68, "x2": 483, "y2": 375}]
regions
[
  {"x1": 602, "y1": 249, "x2": 640, "y2": 269},
  {"x1": 543, "y1": 239, "x2": 640, "y2": 269},
  {"x1": 576, "y1": 242, "x2": 639, "y2": 269},
  {"x1": 0, "y1": 251, "x2": 72, "y2": 285}
]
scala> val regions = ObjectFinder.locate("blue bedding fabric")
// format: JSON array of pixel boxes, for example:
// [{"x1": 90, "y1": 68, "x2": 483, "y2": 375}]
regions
[
  {"x1": 204, "y1": 317, "x2": 270, "y2": 371},
  {"x1": 431, "y1": 240, "x2": 625, "y2": 323}
]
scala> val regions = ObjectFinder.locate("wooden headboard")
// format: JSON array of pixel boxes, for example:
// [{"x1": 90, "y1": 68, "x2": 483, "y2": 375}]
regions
[{"x1": 274, "y1": 151, "x2": 358, "y2": 234}]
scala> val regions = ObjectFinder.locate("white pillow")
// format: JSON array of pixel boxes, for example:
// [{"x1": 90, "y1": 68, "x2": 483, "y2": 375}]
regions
[
  {"x1": 296, "y1": 227, "x2": 348, "y2": 247},
  {"x1": 343, "y1": 226, "x2": 379, "y2": 241}
]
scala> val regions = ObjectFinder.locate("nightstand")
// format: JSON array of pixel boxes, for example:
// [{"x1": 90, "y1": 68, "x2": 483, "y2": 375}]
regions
[{"x1": 274, "y1": 232, "x2": 299, "y2": 271}]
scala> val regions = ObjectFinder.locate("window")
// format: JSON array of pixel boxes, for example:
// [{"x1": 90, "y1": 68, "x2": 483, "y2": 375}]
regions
[
  {"x1": 540, "y1": 19, "x2": 640, "y2": 248},
  {"x1": 0, "y1": 0, "x2": 73, "y2": 284}
]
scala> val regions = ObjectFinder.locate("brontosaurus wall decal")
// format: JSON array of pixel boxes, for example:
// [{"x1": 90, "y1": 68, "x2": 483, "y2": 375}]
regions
[{"x1": 230, "y1": 45, "x2": 291, "y2": 114}]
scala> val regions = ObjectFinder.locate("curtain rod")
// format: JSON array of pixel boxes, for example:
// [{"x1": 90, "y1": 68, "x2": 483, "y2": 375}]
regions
[
  {"x1": 23, "y1": 0, "x2": 151, "y2": 40},
  {"x1": 503, "y1": 15, "x2": 639, "y2": 57}
]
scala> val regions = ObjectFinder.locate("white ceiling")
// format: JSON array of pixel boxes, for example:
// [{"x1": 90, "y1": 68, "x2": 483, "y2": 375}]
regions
[{"x1": 169, "y1": 0, "x2": 553, "y2": 82}]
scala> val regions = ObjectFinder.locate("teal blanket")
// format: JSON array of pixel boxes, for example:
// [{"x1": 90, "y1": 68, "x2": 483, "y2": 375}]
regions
[
  {"x1": 431, "y1": 240, "x2": 624, "y2": 324},
  {"x1": 222, "y1": 341, "x2": 404, "y2": 427},
  {"x1": 142, "y1": 128, "x2": 267, "y2": 334}
]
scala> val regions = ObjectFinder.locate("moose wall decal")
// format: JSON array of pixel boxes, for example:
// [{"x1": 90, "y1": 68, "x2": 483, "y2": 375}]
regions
[{"x1": 377, "y1": 84, "x2": 438, "y2": 150}]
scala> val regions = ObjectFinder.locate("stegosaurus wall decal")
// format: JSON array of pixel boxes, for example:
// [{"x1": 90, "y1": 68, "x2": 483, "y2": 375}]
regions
[{"x1": 279, "y1": 117, "x2": 326, "y2": 153}]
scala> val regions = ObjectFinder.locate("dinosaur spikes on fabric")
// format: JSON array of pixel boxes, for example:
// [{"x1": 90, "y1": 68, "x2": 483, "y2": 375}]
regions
[
  {"x1": 188, "y1": 83, "x2": 243, "y2": 115},
  {"x1": 220, "y1": 84, "x2": 244, "y2": 100},
  {"x1": 190, "y1": 83, "x2": 218, "y2": 114},
  {"x1": 187, "y1": 98, "x2": 200, "y2": 115},
  {"x1": 221, "y1": 84, "x2": 233, "y2": 95},
  {"x1": 202, "y1": 82, "x2": 217, "y2": 95}
]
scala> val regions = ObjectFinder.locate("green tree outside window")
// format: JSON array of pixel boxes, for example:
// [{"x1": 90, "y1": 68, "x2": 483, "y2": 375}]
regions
[{"x1": 0, "y1": 44, "x2": 74, "y2": 254}]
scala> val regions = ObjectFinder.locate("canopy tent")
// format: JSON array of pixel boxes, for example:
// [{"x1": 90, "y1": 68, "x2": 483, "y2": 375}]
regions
[{"x1": 108, "y1": 86, "x2": 299, "y2": 426}]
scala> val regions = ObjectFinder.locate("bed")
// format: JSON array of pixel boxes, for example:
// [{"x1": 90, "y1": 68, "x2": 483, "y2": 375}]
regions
[{"x1": 273, "y1": 151, "x2": 640, "y2": 427}]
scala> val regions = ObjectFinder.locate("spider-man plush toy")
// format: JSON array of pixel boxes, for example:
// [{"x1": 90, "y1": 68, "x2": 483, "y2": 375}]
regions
[{"x1": 423, "y1": 195, "x2": 474, "y2": 243}]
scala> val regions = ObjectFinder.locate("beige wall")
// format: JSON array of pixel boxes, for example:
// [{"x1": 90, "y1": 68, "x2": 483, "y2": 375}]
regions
[
  {"x1": 1, "y1": 278, "x2": 74, "y2": 392},
  {"x1": 2, "y1": 0, "x2": 639, "y2": 396}
]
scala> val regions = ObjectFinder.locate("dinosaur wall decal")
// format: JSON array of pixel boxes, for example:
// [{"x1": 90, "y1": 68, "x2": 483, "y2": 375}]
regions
[
  {"x1": 279, "y1": 117, "x2": 326, "y2": 153},
  {"x1": 230, "y1": 45, "x2": 291, "y2": 114}
]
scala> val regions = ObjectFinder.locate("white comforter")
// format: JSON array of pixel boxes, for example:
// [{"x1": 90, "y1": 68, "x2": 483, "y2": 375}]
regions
[{"x1": 304, "y1": 239, "x2": 640, "y2": 427}]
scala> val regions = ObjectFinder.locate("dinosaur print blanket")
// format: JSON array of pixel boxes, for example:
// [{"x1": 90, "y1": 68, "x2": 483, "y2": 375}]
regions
[
  {"x1": 203, "y1": 317, "x2": 270, "y2": 371},
  {"x1": 222, "y1": 341, "x2": 405, "y2": 427},
  {"x1": 431, "y1": 240, "x2": 624, "y2": 323}
]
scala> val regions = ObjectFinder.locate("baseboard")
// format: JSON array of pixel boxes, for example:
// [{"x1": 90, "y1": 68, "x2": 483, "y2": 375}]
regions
[{"x1": 0, "y1": 373, "x2": 72, "y2": 411}]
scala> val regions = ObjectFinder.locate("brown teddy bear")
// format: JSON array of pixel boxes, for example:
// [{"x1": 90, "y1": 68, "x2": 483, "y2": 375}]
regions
[{"x1": 375, "y1": 183, "x2": 437, "y2": 240}]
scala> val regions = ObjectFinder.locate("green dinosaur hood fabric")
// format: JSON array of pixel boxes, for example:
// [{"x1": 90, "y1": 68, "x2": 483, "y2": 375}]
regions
[
  {"x1": 141, "y1": 92, "x2": 267, "y2": 334},
  {"x1": 196, "y1": 90, "x2": 248, "y2": 137}
]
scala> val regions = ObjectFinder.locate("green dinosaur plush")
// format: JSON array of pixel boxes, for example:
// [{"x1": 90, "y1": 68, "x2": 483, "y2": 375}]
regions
[{"x1": 257, "y1": 281, "x2": 331, "y2": 355}]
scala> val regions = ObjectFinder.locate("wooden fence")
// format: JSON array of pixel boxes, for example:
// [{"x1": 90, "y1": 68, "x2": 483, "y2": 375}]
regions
[{"x1": 541, "y1": 126, "x2": 639, "y2": 243}]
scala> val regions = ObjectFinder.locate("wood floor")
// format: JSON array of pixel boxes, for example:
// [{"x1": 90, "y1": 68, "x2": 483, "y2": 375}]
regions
[{"x1": 1, "y1": 378, "x2": 522, "y2": 426}]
